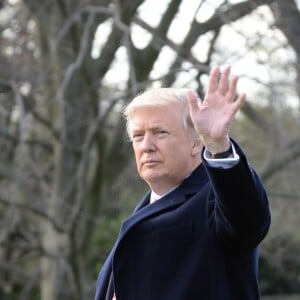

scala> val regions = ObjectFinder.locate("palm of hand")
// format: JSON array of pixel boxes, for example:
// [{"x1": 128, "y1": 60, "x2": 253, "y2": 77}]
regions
[{"x1": 188, "y1": 66, "x2": 246, "y2": 151}]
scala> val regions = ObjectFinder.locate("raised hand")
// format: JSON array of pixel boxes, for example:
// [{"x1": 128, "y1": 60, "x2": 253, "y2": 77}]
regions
[{"x1": 187, "y1": 65, "x2": 246, "y2": 154}]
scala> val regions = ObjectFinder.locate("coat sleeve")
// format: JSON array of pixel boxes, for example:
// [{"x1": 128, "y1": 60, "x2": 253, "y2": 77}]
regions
[{"x1": 202, "y1": 140, "x2": 271, "y2": 251}]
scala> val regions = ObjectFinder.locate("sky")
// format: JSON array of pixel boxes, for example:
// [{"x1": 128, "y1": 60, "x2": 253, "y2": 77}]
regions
[
  {"x1": 2, "y1": 0, "x2": 298, "y2": 109},
  {"x1": 92, "y1": 0, "x2": 298, "y2": 110}
]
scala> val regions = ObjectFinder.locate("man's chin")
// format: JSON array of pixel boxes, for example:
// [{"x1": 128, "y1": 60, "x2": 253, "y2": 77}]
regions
[{"x1": 141, "y1": 173, "x2": 163, "y2": 184}]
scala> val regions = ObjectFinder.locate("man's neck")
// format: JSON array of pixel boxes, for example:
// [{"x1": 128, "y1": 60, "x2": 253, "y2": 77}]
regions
[{"x1": 149, "y1": 162, "x2": 201, "y2": 195}]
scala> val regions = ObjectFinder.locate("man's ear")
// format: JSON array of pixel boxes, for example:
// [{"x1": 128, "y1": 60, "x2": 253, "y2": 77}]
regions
[{"x1": 191, "y1": 140, "x2": 202, "y2": 156}]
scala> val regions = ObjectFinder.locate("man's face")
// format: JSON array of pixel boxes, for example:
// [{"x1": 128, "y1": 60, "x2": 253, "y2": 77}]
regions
[{"x1": 130, "y1": 104, "x2": 201, "y2": 194}]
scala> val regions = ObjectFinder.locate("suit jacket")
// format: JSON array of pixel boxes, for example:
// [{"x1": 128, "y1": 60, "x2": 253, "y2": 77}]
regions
[{"x1": 94, "y1": 142, "x2": 271, "y2": 300}]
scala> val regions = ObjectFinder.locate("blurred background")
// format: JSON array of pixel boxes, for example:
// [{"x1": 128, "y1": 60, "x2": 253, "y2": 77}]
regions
[{"x1": 0, "y1": 0, "x2": 299, "y2": 299}]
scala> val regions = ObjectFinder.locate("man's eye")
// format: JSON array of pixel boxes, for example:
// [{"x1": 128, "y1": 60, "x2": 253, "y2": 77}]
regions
[
  {"x1": 132, "y1": 134, "x2": 144, "y2": 141},
  {"x1": 157, "y1": 131, "x2": 169, "y2": 137}
]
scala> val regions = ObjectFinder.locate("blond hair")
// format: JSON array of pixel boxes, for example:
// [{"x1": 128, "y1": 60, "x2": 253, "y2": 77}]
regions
[{"x1": 123, "y1": 88, "x2": 200, "y2": 141}]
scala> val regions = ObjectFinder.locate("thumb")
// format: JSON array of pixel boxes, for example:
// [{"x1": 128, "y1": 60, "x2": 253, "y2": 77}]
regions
[{"x1": 187, "y1": 90, "x2": 201, "y2": 115}]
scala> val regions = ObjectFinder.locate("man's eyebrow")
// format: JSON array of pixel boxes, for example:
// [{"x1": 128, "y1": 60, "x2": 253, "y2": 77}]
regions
[
  {"x1": 149, "y1": 125, "x2": 169, "y2": 131},
  {"x1": 132, "y1": 123, "x2": 166, "y2": 130}
]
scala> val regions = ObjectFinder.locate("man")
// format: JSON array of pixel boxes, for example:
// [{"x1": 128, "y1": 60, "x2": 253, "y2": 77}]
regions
[{"x1": 94, "y1": 65, "x2": 271, "y2": 300}]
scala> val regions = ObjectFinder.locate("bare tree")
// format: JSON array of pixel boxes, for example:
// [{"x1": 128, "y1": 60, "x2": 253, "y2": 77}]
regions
[{"x1": 0, "y1": 0, "x2": 299, "y2": 299}]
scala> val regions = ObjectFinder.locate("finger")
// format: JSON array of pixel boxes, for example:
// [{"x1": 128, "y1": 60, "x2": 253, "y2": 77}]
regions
[
  {"x1": 233, "y1": 93, "x2": 246, "y2": 114},
  {"x1": 218, "y1": 65, "x2": 230, "y2": 95},
  {"x1": 226, "y1": 74, "x2": 239, "y2": 102},
  {"x1": 207, "y1": 66, "x2": 220, "y2": 93}
]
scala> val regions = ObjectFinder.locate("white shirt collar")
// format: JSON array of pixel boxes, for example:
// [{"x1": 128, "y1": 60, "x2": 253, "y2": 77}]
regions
[{"x1": 150, "y1": 184, "x2": 179, "y2": 204}]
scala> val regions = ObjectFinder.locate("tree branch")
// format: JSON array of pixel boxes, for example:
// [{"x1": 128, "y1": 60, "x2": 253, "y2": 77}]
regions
[
  {"x1": 261, "y1": 136, "x2": 300, "y2": 181},
  {"x1": 0, "y1": 195, "x2": 64, "y2": 232}
]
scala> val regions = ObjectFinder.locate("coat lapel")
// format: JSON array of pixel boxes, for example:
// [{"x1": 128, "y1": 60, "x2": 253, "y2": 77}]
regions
[{"x1": 118, "y1": 163, "x2": 208, "y2": 241}]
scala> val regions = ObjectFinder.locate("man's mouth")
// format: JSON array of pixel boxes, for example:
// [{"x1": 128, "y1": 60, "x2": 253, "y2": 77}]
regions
[{"x1": 142, "y1": 160, "x2": 160, "y2": 167}]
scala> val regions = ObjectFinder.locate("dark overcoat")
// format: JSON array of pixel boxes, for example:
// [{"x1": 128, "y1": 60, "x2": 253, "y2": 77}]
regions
[{"x1": 95, "y1": 143, "x2": 271, "y2": 300}]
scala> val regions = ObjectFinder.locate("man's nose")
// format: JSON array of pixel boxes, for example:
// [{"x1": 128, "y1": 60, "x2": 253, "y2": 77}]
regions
[{"x1": 141, "y1": 133, "x2": 156, "y2": 152}]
